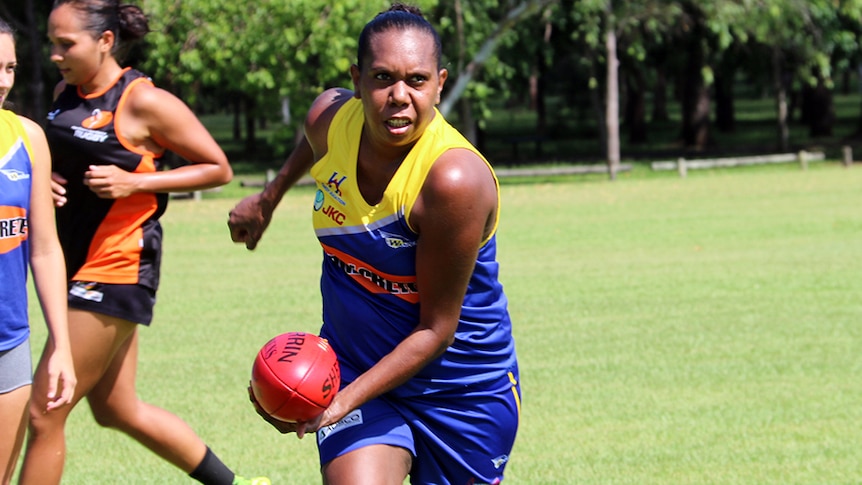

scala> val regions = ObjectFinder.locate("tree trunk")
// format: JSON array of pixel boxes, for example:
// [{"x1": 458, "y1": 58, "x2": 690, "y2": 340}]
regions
[
  {"x1": 589, "y1": 59, "x2": 607, "y2": 158},
  {"x1": 680, "y1": 7, "x2": 710, "y2": 150},
  {"x1": 807, "y1": 78, "x2": 834, "y2": 137},
  {"x1": 772, "y1": 47, "x2": 789, "y2": 151},
  {"x1": 683, "y1": 87, "x2": 711, "y2": 149},
  {"x1": 856, "y1": 92, "x2": 862, "y2": 137},
  {"x1": 857, "y1": 64, "x2": 862, "y2": 136},
  {"x1": 625, "y1": 67, "x2": 647, "y2": 144},
  {"x1": 651, "y1": 66, "x2": 669, "y2": 122},
  {"x1": 244, "y1": 96, "x2": 257, "y2": 153},
  {"x1": 233, "y1": 97, "x2": 241, "y2": 141},
  {"x1": 714, "y1": 70, "x2": 735, "y2": 133},
  {"x1": 714, "y1": 42, "x2": 739, "y2": 134},
  {"x1": 534, "y1": 12, "x2": 552, "y2": 140},
  {"x1": 439, "y1": 0, "x2": 554, "y2": 117},
  {"x1": 459, "y1": 98, "x2": 477, "y2": 143},
  {"x1": 474, "y1": 121, "x2": 486, "y2": 153},
  {"x1": 529, "y1": 73, "x2": 539, "y2": 111},
  {"x1": 800, "y1": 82, "x2": 813, "y2": 126},
  {"x1": 604, "y1": 3, "x2": 620, "y2": 180},
  {"x1": 448, "y1": 0, "x2": 475, "y2": 145},
  {"x1": 531, "y1": 66, "x2": 549, "y2": 138}
]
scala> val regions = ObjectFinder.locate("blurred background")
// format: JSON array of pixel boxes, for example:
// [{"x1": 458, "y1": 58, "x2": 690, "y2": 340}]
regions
[{"x1": 4, "y1": 0, "x2": 862, "y2": 172}]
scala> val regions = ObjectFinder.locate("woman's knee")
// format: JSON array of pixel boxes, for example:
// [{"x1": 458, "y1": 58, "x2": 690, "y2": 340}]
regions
[
  {"x1": 87, "y1": 398, "x2": 130, "y2": 429},
  {"x1": 27, "y1": 397, "x2": 70, "y2": 436}
]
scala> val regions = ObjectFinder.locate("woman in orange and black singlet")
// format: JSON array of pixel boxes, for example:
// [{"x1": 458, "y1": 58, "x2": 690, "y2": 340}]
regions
[{"x1": 18, "y1": 2, "x2": 267, "y2": 485}]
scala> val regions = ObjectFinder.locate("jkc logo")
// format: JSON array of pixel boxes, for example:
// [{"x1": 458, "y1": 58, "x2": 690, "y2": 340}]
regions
[
  {"x1": 327, "y1": 172, "x2": 346, "y2": 197},
  {"x1": 322, "y1": 205, "x2": 346, "y2": 225},
  {"x1": 81, "y1": 108, "x2": 113, "y2": 129},
  {"x1": 0, "y1": 206, "x2": 28, "y2": 254}
]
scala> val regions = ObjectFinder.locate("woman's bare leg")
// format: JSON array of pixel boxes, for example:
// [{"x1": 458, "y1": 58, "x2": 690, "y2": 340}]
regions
[
  {"x1": 85, "y1": 323, "x2": 207, "y2": 471},
  {"x1": 20, "y1": 310, "x2": 206, "y2": 484},
  {"x1": 322, "y1": 444, "x2": 411, "y2": 485},
  {"x1": 0, "y1": 385, "x2": 29, "y2": 485}
]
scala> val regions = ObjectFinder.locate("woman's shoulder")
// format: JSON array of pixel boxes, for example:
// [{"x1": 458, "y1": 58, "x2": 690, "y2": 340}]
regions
[
  {"x1": 15, "y1": 114, "x2": 50, "y2": 171},
  {"x1": 0, "y1": 110, "x2": 40, "y2": 143},
  {"x1": 307, "y1": 88, "x2": 354, "y2": 128},
  {"x1": 16, "y1": 114, "x2": 47, "y2": 142},
  {"x1": 120, "y1": 74, "x2": 186, "y2": 119},
  {"x1": 305, "y1": 88, "x2": 355, "y2": 155}
]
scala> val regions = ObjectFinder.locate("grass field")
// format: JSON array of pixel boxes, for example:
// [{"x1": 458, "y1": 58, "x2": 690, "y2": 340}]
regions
[{"x1": 20, "y1": 161, "x2": 862, "y2": 484}]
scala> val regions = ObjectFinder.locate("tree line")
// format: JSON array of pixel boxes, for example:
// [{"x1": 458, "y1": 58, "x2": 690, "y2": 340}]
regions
[{"x1": 3, "y1": 0, "x2": 862, "y2": 174}]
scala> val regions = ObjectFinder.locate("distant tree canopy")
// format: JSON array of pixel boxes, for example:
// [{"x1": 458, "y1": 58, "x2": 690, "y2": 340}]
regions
[{"x1": 4, "y1": 0, "x2": 862, "y2": 162}]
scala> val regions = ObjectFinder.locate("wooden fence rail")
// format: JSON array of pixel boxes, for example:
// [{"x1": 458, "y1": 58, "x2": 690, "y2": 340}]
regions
[{"x1": 651, "y1": 150, "x2": 826, "y2": 177}]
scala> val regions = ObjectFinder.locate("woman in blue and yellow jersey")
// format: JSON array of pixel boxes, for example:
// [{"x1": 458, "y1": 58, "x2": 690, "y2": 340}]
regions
[
  {"x1": 230, "y1": 4, "x2": 520, "y2": 484},
  {"x1": 0, "y1": 18, "x2": 76, "y2": 485},
  {"x1": 19, "y1": 2, "x2": 268, "y2": 485}
]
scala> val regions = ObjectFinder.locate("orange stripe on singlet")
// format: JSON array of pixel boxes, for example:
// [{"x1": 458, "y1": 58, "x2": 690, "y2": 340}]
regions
[
  {"x1": 72, "y1": 190, "x2": 158, "y2": 284},
  {"x1": 320, "y1": 242, "x2": 419, "y2": 304}
]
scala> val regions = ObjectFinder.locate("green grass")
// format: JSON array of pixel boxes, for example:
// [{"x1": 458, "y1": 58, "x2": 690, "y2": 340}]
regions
[
  {"x1": 20, "y1": 162, "x2": 862, "y2": 484},
  {"x1": 498, "y1": 163, "x2": 861, "y2": 484}
]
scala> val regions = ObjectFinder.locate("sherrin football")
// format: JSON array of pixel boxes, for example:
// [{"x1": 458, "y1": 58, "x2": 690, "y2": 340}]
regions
[{"x1": 250, "y1": 332, "x2": 341, "y2": 423}]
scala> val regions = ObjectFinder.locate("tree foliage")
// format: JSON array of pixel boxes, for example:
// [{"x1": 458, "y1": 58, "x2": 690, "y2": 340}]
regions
[
  {"x1": 3, "y1": 0, "x2": 862, "y2": 159},
  {"x1": 141, "y1": 0, "x2": 388, "y2": 116}
]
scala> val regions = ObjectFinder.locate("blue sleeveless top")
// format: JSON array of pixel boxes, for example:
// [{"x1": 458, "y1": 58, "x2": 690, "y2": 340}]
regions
[
  {"x1": 0, "y1": 110, "x2": 34, "y2": 350},
  {"x1": 310, "y1": 98, "x2": 517, "y2": 397}
]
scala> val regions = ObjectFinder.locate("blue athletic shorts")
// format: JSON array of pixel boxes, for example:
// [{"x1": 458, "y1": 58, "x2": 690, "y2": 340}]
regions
[
  {"x1": 317, "y1": 366, "x2": 521, "y2": 485},
  {"x1": 68, "y1": 281, "x2": 156, "y2": 325},
  {"x1": 0, "y1": 337, "x2": 32, "y2": 393}
]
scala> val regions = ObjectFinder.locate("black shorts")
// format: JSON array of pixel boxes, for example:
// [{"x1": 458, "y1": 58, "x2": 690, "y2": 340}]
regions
[{"x1": 68, "y1": 281, "x2": 156, "y2": 326}]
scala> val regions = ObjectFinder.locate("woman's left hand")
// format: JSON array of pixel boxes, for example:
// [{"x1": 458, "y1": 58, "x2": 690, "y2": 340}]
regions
[
  {"x1": 44, "y1": 348, "x2": 76, "y2": 412},
  {"x1": 247, "y1": 384, "x2": 318, "y2": 437},
  {"x1": 84, "y1": 164, "x2": 139, "y2": 198}
]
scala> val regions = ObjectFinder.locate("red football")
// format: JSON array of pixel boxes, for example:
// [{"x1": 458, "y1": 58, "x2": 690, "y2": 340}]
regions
[{"x1": 250, "y1": 332, "x2": 340, "y2": 423}]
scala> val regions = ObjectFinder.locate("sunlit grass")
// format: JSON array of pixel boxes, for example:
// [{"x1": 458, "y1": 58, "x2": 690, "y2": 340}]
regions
[{"x1": 20, "y1": 162, "x2": 862, "y2": 484}]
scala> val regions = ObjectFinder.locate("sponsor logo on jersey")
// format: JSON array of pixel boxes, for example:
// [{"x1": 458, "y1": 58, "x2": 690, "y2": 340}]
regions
[
  {"x1": 320, "y1": 181, "x2": 346, "y2": 207},
  {"x1": 46, "y1": 109, "x2": 61, "y2": 121},
  {"x1": 71, "y1": 125, "x2": 110, "y2": 143},
  {"x1": 69, "y1": 281, "x2": 104, "y2": 302},
  {"x1": 68, "y1": 108, "x2": 112, "y2": 143},
  {"x1": 327, "y1": 171, "x2": 346, "y2": 196},
  {"x1": 321, "y1": 205, "x2": 346, "y2": 225},
  {"x1": 0, "y1": 169, "x2": 30, "y2": 182},
  {"x1": 322, "y1": 243, "x2": 419, "y2": 303},
  {"x1": 0, "y1": 206, "x2": 28, "y2": 254},
  {"x1": 317, "y1": 409, "x2": 363, "y2": 445},
  {"x1": 319, "y1": 172, "x2": 347, "y2": 206},
  {"x1": 379, "y1": 229, "x2": 416, "y2": 249},
  {"x1": 491, "y1": 454, "x2": 509, "y2": 469},
  {"x1": 315, "y1": 190, "x2": 347, "y2": 225},
  {"x1": 313, "y1": 190, "x2": 325, "y2": 211},
  {"x1": 81, "y1": 108, "x2": 114, "y2": 129}
]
